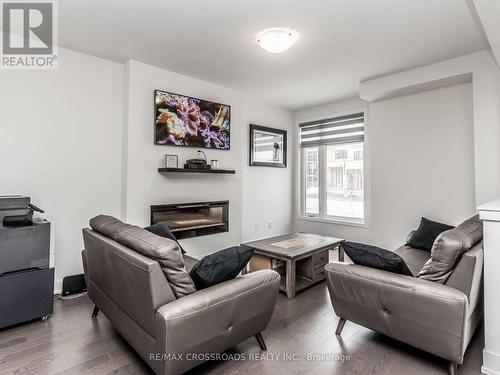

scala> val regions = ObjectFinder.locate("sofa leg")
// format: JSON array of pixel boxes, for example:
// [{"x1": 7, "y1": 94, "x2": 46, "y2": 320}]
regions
[
  {"x1": 335, "y1": 318, "x2": 346, "y2": 336},
  {"x1": 92, "y1": 306, "x2": 99, "y2": 319},
  {"x1": 255, "y1": 332, "x2": 267, "y2": 351},
  {"x1": 448, "y1": 362, "x2": 457, "y2": 375}
]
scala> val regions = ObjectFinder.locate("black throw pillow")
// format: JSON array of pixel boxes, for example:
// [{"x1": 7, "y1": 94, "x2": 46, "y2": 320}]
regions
[
  {"x1": 144, "y1": 222, "x2": 186, "y2": 254},
  {"x1": 189, "y1": 246, "x2": 254, "y2": 289},
  {"x1": 341, "y1": 241, "x2": 413, "y2": 276},
  {"x1": 406, "y1": 217, "x2": 454, "y2": 251}
]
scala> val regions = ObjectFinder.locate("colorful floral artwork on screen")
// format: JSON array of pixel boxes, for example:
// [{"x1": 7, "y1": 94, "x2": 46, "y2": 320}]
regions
[{"x1": 155, "y1": 90, "x2": 230, "y2": 149}]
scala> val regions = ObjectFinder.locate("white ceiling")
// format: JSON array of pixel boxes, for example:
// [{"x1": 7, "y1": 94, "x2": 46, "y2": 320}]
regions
[
  {"x1": 59, "y1": 0, "x2": 488, "y2": 110},
  {"x1": 472, "y1": 0, "x2": 500, "y2": 66}
]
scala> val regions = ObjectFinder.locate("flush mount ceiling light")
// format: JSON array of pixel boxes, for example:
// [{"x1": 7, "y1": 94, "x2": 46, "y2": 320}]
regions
[{"x1": 256, "y1": 28, "x2": 298, "y2": 53}]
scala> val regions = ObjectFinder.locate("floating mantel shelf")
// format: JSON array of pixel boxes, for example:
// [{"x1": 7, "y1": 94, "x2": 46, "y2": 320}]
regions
[{"x1": 158, "y1": 167, "x2": 236, "y2": 175}]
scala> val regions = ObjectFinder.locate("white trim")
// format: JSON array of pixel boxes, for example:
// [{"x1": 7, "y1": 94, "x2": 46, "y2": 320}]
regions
[
  {"x1": 482, "y1": 366, "x2": 500, "y2": 375},
  {"x1": 54, "y1": 278, "x2": 62, "y2": 295},
  {"x1": 479, "y1": 200, "x2": 500, "y2": 221},
  {"x1": 318, "y1": 145, "x2": 327, "y2": 217},
  {"x1": 483, "y1": 349, "x2": 500, "y2": 375},
  {"x1": 363, "y1": 108, "x2": 372, "y2": 229},
  {"x1": 296, "y1": 215, "x2": 368, "y2": 228},
  {"x1": 296, "y1": 108, "x2": 370, "y2": 228}
]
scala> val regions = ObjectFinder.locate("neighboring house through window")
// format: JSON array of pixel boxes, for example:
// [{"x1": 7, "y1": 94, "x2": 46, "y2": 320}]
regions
[{"x1": 299, "y1": 112, "x2": 366, "y2": 224}]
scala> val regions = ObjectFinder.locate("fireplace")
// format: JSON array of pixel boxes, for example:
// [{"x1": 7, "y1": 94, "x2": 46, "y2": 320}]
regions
[{"x1": 150, "y1": 201, "x2": 229, "y2": 239}]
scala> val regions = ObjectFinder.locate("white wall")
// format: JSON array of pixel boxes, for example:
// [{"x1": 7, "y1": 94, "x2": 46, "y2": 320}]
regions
[
  {"x1": 0, "y1": 48, "x2": 124, "y2": 291},
  {"x1": 241, "y1": 96, "x2": 295, "y2": 242},
  {"x1": 123, "y1": 60, "x2": 243, "y2": 258},
  {"x1": 360, "y1": 50, "x2": 500, "y2": 205},
  {"x1": 295, "y1": 83, "x2": 476, "y2": 250},
  {"x1": 123, "y1": 60, "x2": 294, "y2": 259}
]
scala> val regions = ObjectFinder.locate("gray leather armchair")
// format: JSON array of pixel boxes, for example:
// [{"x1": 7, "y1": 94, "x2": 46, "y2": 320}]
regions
[
  {"x1": 325, "y1": 238, "x2": 483, "y2": 375},
  {"x1": 82, "y1": 228, "x2": 280, "y2": 375}
]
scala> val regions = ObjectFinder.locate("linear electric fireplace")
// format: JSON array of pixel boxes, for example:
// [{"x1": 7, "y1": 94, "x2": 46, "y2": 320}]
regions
[{"x1": 150, "y1": 201, "x2": 229, "y2": 239}]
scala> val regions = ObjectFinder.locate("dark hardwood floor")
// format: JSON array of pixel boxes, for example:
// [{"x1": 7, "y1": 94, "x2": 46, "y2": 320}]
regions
[{"x1": 0, "y1": 283, "x2": 483, "y2": 375}]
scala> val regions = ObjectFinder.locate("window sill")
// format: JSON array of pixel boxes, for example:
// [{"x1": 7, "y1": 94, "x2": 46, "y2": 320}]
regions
[{"x1": 296, "y1": 215, "x2": 368, "y2": 228}]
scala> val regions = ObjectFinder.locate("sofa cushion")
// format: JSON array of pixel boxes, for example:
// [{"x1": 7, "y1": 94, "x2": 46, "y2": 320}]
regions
[
  {"x1": 189, "y1": 246, "x2": 254, "y2": 289},
  {"x1": 341, "y1": 241, "x2": 413, "y2": 276},
  {"x1": 393, "y1": 245, "x2": 430, "y2": 276},
  {"x1": 417, "y1": 215, "x2": 483, "y2": 283},
  {"x1": 90, "y1": 215, "x2": 196, "y2": 298},
  {"x1": 145, "y1": 222, "x2": 186, "y2": 254},
  {"x1": 406, "y1": 217, "x2": 454, "y2": 251}
]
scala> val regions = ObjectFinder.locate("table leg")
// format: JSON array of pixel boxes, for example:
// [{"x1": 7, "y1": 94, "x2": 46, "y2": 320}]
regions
[
  {"x1": 338, "y1": 245, "x2": 344, "y2": 262},
  {"x1": 285, "y1": 260, "x2": 296, "y2": 299}
]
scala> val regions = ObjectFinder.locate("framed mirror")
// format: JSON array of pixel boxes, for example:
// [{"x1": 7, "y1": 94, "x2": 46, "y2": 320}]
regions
[{"x1": 249, "y1": 124, "x2": 287, "y2": 168}]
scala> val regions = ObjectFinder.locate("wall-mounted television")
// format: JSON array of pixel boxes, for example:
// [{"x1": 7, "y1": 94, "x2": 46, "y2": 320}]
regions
[{"x1": 154, "y1": 89, "x2": 230, "y2": 150}]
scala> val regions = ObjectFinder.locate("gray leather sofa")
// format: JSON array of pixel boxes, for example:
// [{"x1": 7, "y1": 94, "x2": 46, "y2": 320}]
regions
[
  {"x1": 325, "y1": 235, "x2": 483, "y2": 375},
  {"x1": 82, "y1": 227, "x2": 280, "y2": 375}
]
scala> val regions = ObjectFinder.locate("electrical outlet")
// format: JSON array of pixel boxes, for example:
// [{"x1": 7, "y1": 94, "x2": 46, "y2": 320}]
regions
[
  {"x1": 254, "y1": 223, "x2": 259, "y2": 231},
  {"x1": 268, "y1": 222, "x2": 272, "y2": 230}
]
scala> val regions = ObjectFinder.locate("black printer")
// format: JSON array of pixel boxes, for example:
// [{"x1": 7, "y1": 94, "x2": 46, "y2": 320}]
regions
[{"x1": 0, "y1": 195, "x2": 54, "y2": 328}]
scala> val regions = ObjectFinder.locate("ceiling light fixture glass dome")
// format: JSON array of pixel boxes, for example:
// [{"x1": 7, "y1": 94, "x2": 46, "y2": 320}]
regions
[{"x1": 256, "y1": 28, "x2": 298, "y2": 53}]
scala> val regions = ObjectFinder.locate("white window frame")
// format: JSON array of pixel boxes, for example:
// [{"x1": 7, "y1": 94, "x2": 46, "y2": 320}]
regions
[{"x1": 296, "y1": 109, "x2": 370, "y2": 228}]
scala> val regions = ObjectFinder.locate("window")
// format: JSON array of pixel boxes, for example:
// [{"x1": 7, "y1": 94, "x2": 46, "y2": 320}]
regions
[
  {"x1": 354, "y1": 150, "x2": 363, "y2": 160},
  {"x1": 335, "y1": 150, "x2": 347, "y2": 159},
  {"x1": 300, "y1": 112, "x2": 365, "y2": 223}
]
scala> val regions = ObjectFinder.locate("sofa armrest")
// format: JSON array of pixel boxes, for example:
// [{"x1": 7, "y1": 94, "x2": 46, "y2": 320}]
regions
[
  {"x1": 154, "y1": 270, "x2": 280, "y2": 354},
  {"x1": 157, "y1": 269, "x2": 280, "y2": 320},
  {"x1": 325, "y1": 262, "x2": 468, "y2": 331},
  {"x1": 325, "y1": 262, "x2": 468, "y2": 362}
]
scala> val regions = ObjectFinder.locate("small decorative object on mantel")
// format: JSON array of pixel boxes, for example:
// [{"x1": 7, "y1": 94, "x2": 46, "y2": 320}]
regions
[
  {"x1": 185, "y1": 150, "x2": 210, "y2": 170},
  {"x1": 164, "y1": 154, "x2": 178, "y2": 168},
  {"x1": 158, "y1": 149, "x2": 235, "y2": 174},
  {"x1": 210, "y1": 160, "x2": 219, "y2": 170},
  {"x1": 249, "y1": 124, "x2": 287, "y2": 168}
]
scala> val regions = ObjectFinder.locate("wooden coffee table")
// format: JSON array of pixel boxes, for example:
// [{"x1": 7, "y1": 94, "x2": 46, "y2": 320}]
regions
[{"x1": 241, "y1": 233, "x2": 343, "y2": 299}]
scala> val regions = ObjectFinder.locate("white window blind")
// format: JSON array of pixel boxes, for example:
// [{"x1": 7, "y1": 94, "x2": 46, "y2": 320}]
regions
[{"x1": 299, "y1": 112, "x2": 364, "y2": 147}]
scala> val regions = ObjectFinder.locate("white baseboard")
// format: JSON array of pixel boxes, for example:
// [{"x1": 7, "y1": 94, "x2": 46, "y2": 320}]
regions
[
  {"x1": 54, "y1": 278, "x2": 63, "y2": 295},
  {"x1": 482, "y1": 349, "x2": 500, "y2": 375},
  {"x1": 482, "y1": 366, "x2": 500, "y2": 375}
]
